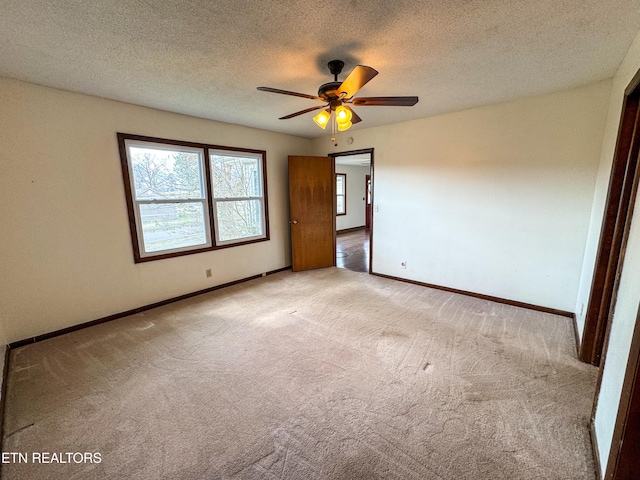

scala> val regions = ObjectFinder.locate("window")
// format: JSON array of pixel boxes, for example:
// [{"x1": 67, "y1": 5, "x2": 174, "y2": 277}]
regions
[
  {"x1": 336, "y1": 173, "x2": 346, "y2": 216},
  {"x1": 118, "y1": 133, "x2": 269, "y2": 262},
  {"x1": 210, "y1": 150, "x2": 266, "y2": 246}
]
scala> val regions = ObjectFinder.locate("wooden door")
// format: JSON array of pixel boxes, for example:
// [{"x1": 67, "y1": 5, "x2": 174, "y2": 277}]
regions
[{"x1": 288, "y1": 155, "x2": 335, "y2": 271}]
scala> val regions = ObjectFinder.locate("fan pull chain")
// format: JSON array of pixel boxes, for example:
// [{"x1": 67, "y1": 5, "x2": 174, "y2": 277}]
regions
[{"x1": 331, "y1": 114, "x2": 337, "y2": 145}]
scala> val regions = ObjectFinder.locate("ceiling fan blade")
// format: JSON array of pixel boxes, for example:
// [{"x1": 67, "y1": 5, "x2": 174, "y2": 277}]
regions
[
  {"x1": 279, "y1": 105, "x2": 327, "y2": 120},
  {"x1": 257, "y1": 86, "x2": 324, "y2": 102},
  {"x1": 350, "y1": 96, "x2": 419, "y2": 106},
  {"x1": 343, "y1": 105, "x2": 362, "y2": 124},
  {"x1": 335, "y1": 65, "x2": 379, "y2": 99}
]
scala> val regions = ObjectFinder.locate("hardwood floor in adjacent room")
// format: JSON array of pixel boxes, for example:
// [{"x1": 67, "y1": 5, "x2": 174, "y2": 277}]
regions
[{"x1": 336, "y1": 228, "x2": 369, "y2": 273}]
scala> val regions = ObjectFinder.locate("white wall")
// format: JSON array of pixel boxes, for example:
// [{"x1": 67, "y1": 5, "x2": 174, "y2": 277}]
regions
[
  {"x1": 574, "y1": 50, "x2": 639, "y2": 341},
  {"x1": 0, "y1": 77, "x2": 311, "y2": 344},
  {"x1": 313, "y1": 81, "x2": 611, "y2": 312},
  {"x1": 585, "y1": 30, "x2": 640, "y2": 475},
  {"x1": 336, "y1": 164, "x2": 369, "y2": 231}
]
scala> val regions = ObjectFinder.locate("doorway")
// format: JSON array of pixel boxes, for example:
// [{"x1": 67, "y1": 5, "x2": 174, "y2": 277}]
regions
[
  {"x1": 587, "y1": 67, "x2": 640, "y2": 479},
  {"x1": 330, "y1": 149, "x2": 374, "y2": 274},
  {"x1": 581, "y1": 75, "x2": 640, "y2": 366}
]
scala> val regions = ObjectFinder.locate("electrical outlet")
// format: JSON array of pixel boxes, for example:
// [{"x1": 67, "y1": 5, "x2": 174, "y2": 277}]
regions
[
  {"x1": 400, "y1": 261, "x2": 407, "y2": 269},
  {"x1": 206, "y1": 269, "x2": 212, "y2": 278},
  {"x1": 580, "y1": 303, "x2": 584, "y2": 316},
  {"x1": 375, "y1": 204, "x2": 379, "y2": 213}
]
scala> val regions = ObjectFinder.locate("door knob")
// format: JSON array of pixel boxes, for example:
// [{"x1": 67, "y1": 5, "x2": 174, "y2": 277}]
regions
[{"x1": 290, "y1": 220, "x2": 298, "y2": 224}]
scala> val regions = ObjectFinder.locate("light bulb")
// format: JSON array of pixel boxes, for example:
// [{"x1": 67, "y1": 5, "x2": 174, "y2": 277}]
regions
[
  {"x1": 335, "y1": 106, "x2": 352, "y2": 125},
  {"x1": 313, "y1": 110, "x2": 331, "y2": 129}
]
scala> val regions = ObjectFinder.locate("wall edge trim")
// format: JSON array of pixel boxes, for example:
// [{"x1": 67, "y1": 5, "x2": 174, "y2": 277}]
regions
[
  {"x1": 7, "y1": 266, "x2": 292, "y2": 350},
  {"x1": 590, "y1": 420, "x2": 603, "y2": 480},
  {"x1": 371, "y1": 272, "x2": 574, "y2": 318},
  {"x1": 0, "y1": 346, "x2": 10, "y2": 460},
  {"x1": 572, "y1": 313, "x2": 582, "y2": 357},
  {"x1": 337, "y1": 226, "x2": 366, "y2": 234}
]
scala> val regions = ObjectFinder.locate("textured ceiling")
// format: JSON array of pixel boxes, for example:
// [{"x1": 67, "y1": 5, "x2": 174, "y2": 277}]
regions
[{"x1": 1, "y1": 0, "x2": 640, "y2": 138}]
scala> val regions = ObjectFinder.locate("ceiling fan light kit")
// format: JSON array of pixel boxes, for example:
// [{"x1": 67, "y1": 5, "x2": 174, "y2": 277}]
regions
[
  {"x1": 257, "y1": 60, "x2": 419, "y2": 137},
  {"x1": 313, "y1": 109, "x2": 331, "y2": 129}
]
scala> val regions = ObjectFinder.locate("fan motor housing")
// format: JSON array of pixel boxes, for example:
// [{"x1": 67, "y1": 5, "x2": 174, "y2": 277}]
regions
[{"x1": 318, "y1": 81, "x2": 341, "y2": 101}]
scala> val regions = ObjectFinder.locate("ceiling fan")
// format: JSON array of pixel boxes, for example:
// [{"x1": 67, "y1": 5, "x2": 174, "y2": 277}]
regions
[{"x1": 257, "y1": 60, "x2": 418, "y2": 132}]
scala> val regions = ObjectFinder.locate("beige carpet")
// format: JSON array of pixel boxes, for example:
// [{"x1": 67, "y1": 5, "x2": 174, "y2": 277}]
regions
[{"x1": 2, "y1": 268, "x2": 598, "y2": 479}]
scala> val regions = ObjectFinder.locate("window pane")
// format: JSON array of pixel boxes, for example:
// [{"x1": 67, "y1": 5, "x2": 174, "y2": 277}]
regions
[
  {"x1": 216, "y1": 200, "x2": 263, "y2": 242},
  {"x1": 130, "y1": 146, "x2": 204, "y2": 200},
  {"x1": 139, "y1": 202, "x2": 207, "y2": 252},
  {"x1": 336, "y1": 175, "x2": 345, "y2": 195},
  {"x1": 210, "y1": 155, "x2": 260, "y2": 198},
  {"x1": 119, "y1": 134, "x2": 270, "y2": 260},
  {"x1": 337, "y1": 195, "x2": 345, "y2": 214}
]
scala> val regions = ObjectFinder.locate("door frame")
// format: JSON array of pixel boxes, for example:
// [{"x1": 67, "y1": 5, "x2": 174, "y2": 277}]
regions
[
  {"x1": 329, "y1": 148, "x2": 374, "y2": 274},
  {"x1": 365, "y1": 174, "x2": 372, "y2": 229},
  {"x1": 582, "y1": 67, "x2": 640, "y2": 367},
  {"x1": 604, "y1": 303, "x2": 640, "y2": 480},
  {"x1": 585, "y1": 66, "x2": 640, "y2": 480}
]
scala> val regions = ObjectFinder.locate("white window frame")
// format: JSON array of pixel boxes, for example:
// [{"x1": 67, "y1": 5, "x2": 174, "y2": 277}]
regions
[{"x1": 209, "y1": 149, "x2": 267, "y2": 246}]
